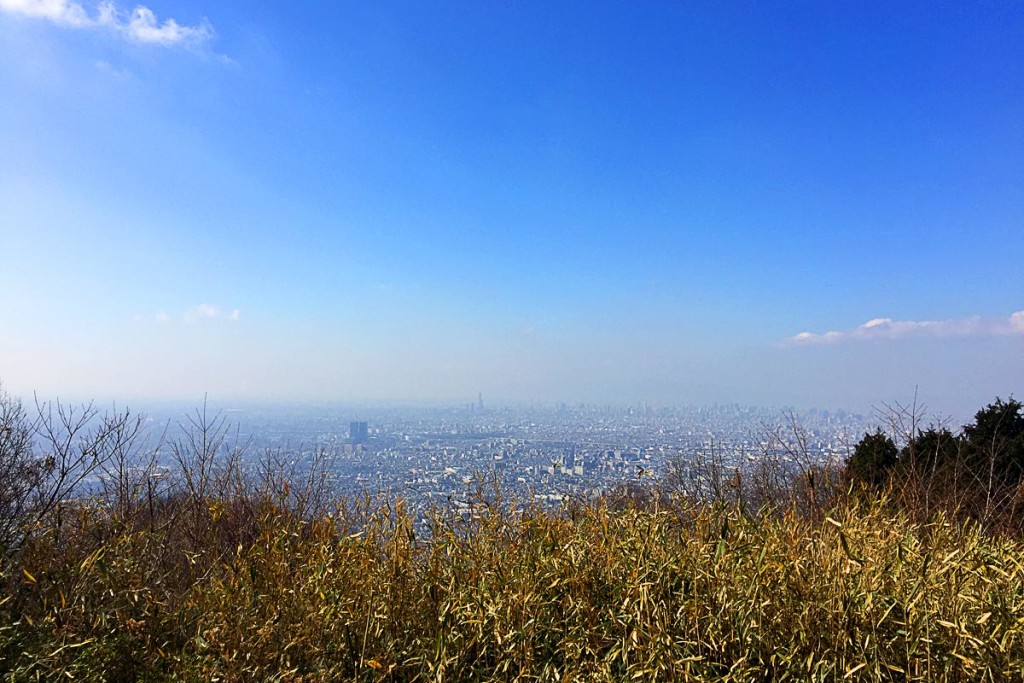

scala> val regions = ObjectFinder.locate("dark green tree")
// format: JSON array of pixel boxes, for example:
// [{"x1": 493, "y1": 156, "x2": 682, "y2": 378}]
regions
[
  {"x1": 962, "y1": 397, "x2": 1024, "y2": 482},
  {"x1": 901, "y1": 426, "x2": 961, "y2": 472},
  {"x1": 845, "y1": 429, "x2": 898, "y2": 489}
]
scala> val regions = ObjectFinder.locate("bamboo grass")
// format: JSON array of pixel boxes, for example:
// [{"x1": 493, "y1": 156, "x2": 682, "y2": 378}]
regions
[{"x1": 3, "y1": 492, "x2": 1024, "y2": 681}]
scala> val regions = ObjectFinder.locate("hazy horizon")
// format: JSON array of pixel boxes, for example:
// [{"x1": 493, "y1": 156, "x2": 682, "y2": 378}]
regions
[{"x1": 2, "y1": 2, "x2": 1021, "y2": 418}]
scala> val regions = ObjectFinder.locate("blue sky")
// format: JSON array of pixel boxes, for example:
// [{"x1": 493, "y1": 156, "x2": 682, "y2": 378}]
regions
[{"x1": 1, "y1": 0, "x2": 1021, "y2": 414}]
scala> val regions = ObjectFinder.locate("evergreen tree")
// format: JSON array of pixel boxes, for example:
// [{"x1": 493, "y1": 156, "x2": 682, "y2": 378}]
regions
[
  {"x1": 845, "y1": 429, "x2": 898, "y2": 488},
  {"x1": 962, "y1": 397, "x2": 1024, "y2": 484}
]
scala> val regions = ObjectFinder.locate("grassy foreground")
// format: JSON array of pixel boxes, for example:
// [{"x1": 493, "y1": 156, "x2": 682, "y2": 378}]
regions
[{"x1": 2, "y1": 489, "x2": 1024, "y2": 682}]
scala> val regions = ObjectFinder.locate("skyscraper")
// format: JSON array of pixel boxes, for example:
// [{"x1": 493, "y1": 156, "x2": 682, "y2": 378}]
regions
[{"x1": 349, "y1": 421, "x2": 368, "y2": 444}]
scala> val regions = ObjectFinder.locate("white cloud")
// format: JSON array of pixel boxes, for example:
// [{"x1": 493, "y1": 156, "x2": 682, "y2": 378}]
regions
[
  {"x1": 0, "y1": 0, "x2": 213, "y2": 47},
  {"x1": 120, "y1": 5, "x2": 211, "y2": 45},
  {"x1": 183, "y1": 303, "x2": 240, "y2": 324},
  {"x1": 784, "y1": 310, "x2": 1024, "y2": 346},
  {"x1": 136, "y1": 306, "x2": 239, "y2": 325},
  {"x1": 0, "y1": 0, "x2": 91, "y2": 26},
  {"x1": 95, "y1": 58, "x2": 133, "y2": 79}
]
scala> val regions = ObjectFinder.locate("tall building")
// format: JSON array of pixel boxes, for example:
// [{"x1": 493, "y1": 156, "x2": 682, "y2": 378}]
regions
[{"x1": 349, "y1": 421, "x2": 368, "y2": 444}]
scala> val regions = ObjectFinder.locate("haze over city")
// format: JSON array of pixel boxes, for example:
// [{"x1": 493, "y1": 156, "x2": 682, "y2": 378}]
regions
[{"x1": 1, "y1": 1, "x2": 1021, "y2": 415}]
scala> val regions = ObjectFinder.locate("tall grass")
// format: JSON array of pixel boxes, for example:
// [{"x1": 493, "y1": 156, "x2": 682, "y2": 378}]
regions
[{"x1": 3, "y1": 489, "x2": 1024, "y2": 681}]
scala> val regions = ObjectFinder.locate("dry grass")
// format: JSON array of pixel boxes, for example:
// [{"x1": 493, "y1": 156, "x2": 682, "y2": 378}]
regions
[{"x1": 3, "y1": 489, "x2": 1024, "y2": 682}]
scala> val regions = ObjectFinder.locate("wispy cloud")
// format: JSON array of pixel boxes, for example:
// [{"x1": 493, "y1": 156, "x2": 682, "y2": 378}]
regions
[
  {"x1": 0, "y1": 0, "x2": 214, "y2": 47},
  {"x1": 183, "y1": 304, "x2": 240, "y2": 324},
  {"x1": 136, "y1": 305, "x2": 240, "y2": 325},
  {"x1": 784, "y1": 311, "x2": 1024, "y2": 346}
]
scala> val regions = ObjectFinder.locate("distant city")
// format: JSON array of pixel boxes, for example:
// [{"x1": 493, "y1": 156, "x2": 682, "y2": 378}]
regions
[{"x1": 137, "y1": 399, "x2": 879, "y2": 511}]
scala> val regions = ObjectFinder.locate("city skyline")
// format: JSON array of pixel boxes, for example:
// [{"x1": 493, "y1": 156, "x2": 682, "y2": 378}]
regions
[{"x1": 1, "y1": 1, "x2": 1021, "y2": 415}]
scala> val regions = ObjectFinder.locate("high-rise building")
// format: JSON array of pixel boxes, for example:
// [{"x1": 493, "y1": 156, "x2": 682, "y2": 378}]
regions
[{"x1": 349, "y1": 421, "x2": 368, "y2": 444}]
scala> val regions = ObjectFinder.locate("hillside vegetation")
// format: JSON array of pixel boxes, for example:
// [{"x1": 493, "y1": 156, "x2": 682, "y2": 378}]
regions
[{"x1": 2, "y1": 389, "x2": 1024, "y2": 681}]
